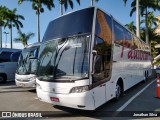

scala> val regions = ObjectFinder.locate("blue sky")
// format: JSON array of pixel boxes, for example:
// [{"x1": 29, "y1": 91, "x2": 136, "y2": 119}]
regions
[{"x1": 0, "y1": 0, "x2": 159, "y2": 49}]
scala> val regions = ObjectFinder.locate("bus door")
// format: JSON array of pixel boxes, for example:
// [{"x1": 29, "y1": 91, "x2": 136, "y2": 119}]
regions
[
  {"x1": 92, "y1": 36, "x2": 112, "y2": 108},
  {"x1": 92, "y1": 9, "x2": 112, "y2": 108}
]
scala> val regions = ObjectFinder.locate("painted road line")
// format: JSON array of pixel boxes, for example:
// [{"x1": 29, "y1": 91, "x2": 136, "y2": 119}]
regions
[{"x1": 116, "y1": 80, "x2": 155, "y2": 111}]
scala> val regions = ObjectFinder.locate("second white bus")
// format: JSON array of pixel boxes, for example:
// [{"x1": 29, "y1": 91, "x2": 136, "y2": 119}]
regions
[
  {"x1": 36, "y1": 7, "x2": 151, "y2": 110},
  {"x1": 15, "y1": 42, "x2": 40, "y2": 87}
]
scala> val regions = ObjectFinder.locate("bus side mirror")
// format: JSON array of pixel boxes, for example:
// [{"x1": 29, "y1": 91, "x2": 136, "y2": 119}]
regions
[{"x1": 91, "y1": 50, "x2": 97, "y2": 75}]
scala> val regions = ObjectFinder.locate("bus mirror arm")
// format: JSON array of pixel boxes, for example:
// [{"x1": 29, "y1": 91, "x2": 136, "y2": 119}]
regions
[{"x1": 91, "y1": 50, "x2": 97, "y2": 75}]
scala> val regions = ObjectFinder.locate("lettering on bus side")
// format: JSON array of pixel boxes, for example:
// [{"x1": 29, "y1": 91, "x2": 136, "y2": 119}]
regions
[{"x1": 127, "y1": 49, "x2": 150, "y2": 60}]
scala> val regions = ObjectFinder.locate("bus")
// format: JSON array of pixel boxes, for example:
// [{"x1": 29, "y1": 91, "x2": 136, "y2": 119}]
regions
[
  {"x1": 15, "y1": 42, "x2": 40, "y2": 87},
  {"x1": 36, "y1": 7, "x2": 151, "y2": 110},
  {"x1": 0, "y1": 48, "x2": 21, "y2": 83}
]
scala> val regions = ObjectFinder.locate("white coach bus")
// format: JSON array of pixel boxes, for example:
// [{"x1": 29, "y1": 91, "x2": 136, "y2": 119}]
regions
[
  {"x1": 36, "y1": 7, "x2": 151, "y2": 110},
  {"x1": 0, "y1": 48, "x2": 21, "y2": 83},
  {"x1": 15, "y1": 42, "x2": 40, "y2": 87}
]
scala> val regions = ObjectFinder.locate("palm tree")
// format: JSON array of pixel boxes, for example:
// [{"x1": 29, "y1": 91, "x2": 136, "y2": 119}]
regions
[
  {"x1": 59, "y1": 0, "x2": 80, "y2": 16},
  {"x1": 141, "y1": 27, "x2": 160, "y2": 59},
  {"x1": 141, "y1": 11, "x2": 160, "y2": 28},
  {"x1": 14, "y1": 30, "x2": 35, "y2": 47},
  {"x1": 0, "y1": 6, "x2": 10, "y2": 48},
  {"x1": 3, "y1": 8, "x2": 24, "y2": 48},
  {"x1": 18, "y1": 0, "x2": 55, "y2": 43},
  {"x1": 125, "y1": 21, "x2": 136, "y2": 34},
  {"x1": 123, "y1": 0, "x2": 160, "y2": 44}
]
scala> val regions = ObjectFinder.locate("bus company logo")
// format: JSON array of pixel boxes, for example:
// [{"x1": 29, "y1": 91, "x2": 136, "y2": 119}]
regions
[
  {"x1": 2, "y1": 112, "x2": 11, "y2": 117},
  {"x1": 121, "y1": 46, "x2": 150, "y2": 60}
]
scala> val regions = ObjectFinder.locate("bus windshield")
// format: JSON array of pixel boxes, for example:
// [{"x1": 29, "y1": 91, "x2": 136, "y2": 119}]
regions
[
  {"x1": 37, "y1": 34, "x2": 90, "y2": 81},
  {"x1": 42, "y1": 7, "x2": 94, "y2": 42},
  {"x1": 16, "y1": 46, "x2": 38, "y2": 75}
]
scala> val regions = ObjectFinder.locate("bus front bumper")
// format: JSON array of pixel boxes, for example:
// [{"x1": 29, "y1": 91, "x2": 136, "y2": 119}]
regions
[
  {"x1": 15, "y1": 79, "x2": 36, "y2": 88},
  {"x1": 36, "y1": 87, "x2": 95, "y2": 110}
]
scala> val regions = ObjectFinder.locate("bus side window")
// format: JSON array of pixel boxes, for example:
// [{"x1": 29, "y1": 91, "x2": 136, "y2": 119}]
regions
[
  {"x1": 0, "y1": 52, "x2": 13, "y2": 62},
  {"x1": 11, "y1": 52, "x2": 21, "y2": 62},
  {"x1": 93, "y1": 37, "x2": 109, "y2": 82}
]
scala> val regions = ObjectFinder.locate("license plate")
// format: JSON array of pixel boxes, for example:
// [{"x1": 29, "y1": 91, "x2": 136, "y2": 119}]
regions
[{"x1": 50, "y1": 97, "x2": 59, "y2": 102}]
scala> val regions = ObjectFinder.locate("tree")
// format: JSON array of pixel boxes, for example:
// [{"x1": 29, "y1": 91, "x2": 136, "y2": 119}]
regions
[
  {"x1": 125, "y1": 21, "x2": 136, "y2": 34},
  {"x1": 59, "y1": 0, "x2": 80, "y2": 15},
  {"x1": 0, "y1": 6, "x2": 10, "y2": 48},
  {"x1": 3, "y1": 8, "x2": 24, "y2": 48},
  {"x1": 14, "y1": 30, "x2": 35, "y2": 47},
  {"x1": 18, "y1": 0, "x2": 55, "y2": 43},
  {"x1": 141, "y1": 11, "x2": 160, "y2": 28},
  {"x1": 141, "y1": 27, "x2": 160, "y2": 60},
  {"x1": 123, "y1": 0, "x2": 160, "y2": 44}
]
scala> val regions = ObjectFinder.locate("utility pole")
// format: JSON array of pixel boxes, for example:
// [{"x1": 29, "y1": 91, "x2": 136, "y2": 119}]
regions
[
  {"x1": 91, "y1": 0, "x2": 93, "y2": 6},
  {"x1": 3, "y1": 31, "x2": 9, "y2": 48},
  {"x1": 145, "y1": 9, "x2": 149, "y2": 45},
  {"x1": 136, "y1": 0, "x2": 140, "y2": 38},
  {"x1": 60, "y1": 3, "x2": 63, "y2": 16}
]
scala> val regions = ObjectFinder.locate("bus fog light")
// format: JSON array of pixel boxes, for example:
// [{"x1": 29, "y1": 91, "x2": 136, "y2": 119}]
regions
[{"x1": 70, "y1": 85, "x2": 89, "y2": 93}]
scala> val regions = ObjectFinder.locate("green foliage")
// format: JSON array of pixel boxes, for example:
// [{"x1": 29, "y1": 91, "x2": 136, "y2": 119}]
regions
[
  {"x1": 18, "y1": 0, "x2": 55, "y2": 14},
  {"x1": 14, "y1": 30, "x2": 35, "y2": 47},
  {"x1": 59, "y1": 0, "x2": 80, "y2": 11},
  {"x1": 140, "y1": 11, "x2": 160, "y2": 28},
  {"x1": 0, "y1": 6, "x2": 24, "y2": 30},
  {"x1": 140, "y1": 26, "x2": 160, "y2": 63},
  {"x1": 125, "y1": 21, "x2": 136, "y2": 34},
  {"x1": 123, "y1": 0, "x2": 160, "y2": 17}
]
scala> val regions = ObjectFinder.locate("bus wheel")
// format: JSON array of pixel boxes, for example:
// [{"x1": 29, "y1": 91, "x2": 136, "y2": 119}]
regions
[
  {"x1": 114, "y1": 82, "x2": 123, "y2": 101},
  {"x1": 143, "y1": 71, "x2": 148, "y2": 83},
  {"x1": 0, "y1": 74, "x2": 7, "y2": 83}
]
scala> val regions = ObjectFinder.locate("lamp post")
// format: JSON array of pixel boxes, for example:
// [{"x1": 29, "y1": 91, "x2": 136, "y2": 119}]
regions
[
  {"x1": 0, "y1": 21, "x2": 2, "y2": 48},
  {"x1": 91, "y1": 0, "x2": 93, "y2": 6},
  {"x1": 3, "y1": 32, "x2": 9, "y2": 48}
]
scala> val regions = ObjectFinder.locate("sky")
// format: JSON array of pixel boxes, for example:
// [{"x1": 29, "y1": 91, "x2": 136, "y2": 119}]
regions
[{"x1": 0, "y1": 0, "x2": 159, "y2": 49}]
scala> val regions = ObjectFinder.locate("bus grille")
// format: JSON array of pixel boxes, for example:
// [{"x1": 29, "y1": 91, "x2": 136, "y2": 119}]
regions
[{"x1": 42, "y1": 87, "x2": 71, "y2": 94}]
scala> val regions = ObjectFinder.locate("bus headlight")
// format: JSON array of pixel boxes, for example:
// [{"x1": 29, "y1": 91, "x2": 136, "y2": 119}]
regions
[
  {"x1": 36, "y1": 83, "x2": 41, "y2": 89},
  {"x1": 70, "y1": 85, "x2": 90, "y2": 93}
]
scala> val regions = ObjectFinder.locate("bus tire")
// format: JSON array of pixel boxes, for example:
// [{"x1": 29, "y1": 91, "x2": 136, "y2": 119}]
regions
[
  {"x1": 0, "y1": 74, "x2": 7, "y2": 83},
  {"x1": 143, "y1": 71, "x2": 148, "y2": 83},
  {"x1": 114, "y1": 81, "x2": 123, "y2": 102}
]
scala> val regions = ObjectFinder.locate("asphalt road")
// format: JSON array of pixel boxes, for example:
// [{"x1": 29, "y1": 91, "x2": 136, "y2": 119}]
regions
[{"x1": 0, "y1": 77, "x2": 160, "y2": 120}]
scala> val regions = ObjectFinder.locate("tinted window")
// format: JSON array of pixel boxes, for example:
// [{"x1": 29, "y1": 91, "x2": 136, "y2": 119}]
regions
[
  {"x1": 43, "y1": 8, "x2": 94, "y2": 42},
  {"x1": 114, "y1": 21, "x2": 135, "y2": 49},
  {"x1": 93, "y1": 9, "x2": 112, "y2": 84},
  {"x1": 93, "y1": 37, "x2": 111, "y2": 83},
  {"x1": 11, "y1": 52, "x2": 21, "y2": 62},
  {"x1": 114, "y1": 21, "x2": 125, "y2": 41},
  {"x1": 0, "y1": 52, "x2": 13, "y2": 62}
]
